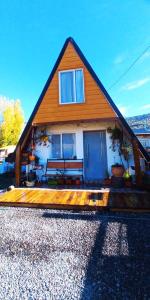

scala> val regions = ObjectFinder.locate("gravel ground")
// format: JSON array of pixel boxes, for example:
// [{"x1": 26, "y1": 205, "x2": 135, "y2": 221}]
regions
[{"x1": 0, "y1": 207, "x2": 149, "y2": 300}]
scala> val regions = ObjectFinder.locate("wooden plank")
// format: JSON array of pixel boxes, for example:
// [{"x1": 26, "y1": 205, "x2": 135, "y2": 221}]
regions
[
  {"x1": 35, "y1": 109, "x2": 114, "y2": 118},
  {"x1": 15, "y1": 145, "x2": 21, "y2": 187},
  {"x1": 47, "y1": 161, "x2": 65, "y2": 168},
  {"x1": 132, "y1": 138, "x2": 142, "y2": 187},
  {"x1": 33, "y1": 117, "x2": 118, "y2": 126},
  {"x1": 0, "y1": 188, "x2": 149, "y2": 212},
  {"x1": 35, "y1": 104, "x2": 113, "y2": 113},
  {"x1": 65, "y1": 162, "x2": 83, "y2": 169}
]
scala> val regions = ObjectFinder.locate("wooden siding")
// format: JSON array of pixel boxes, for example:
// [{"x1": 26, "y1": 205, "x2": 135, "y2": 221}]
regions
[{"x1": 33, "y1": 43, "x2": 116, "y2": 124}]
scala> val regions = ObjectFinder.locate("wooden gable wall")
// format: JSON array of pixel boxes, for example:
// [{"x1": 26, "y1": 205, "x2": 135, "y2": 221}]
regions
[{"x1": 33, "y1": 42, "x2": 116, "y2": 125}]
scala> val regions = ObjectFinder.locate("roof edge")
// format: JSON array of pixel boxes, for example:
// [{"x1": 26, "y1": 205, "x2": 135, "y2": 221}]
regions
[
  {"x1": 16, "y1": 37, "x2": 150, "y2": 162},
  {"x1": 69, "y1": 38, "x2": 150, "y2": 162},
  {"x1": 17, "y1": 37, "x2": 71, "y2": 147}
]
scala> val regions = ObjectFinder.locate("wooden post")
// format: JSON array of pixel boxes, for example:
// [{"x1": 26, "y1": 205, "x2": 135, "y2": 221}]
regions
[
  {"x1": 132, "y1": 138, "x2": 142, "y2": 187},
  {"x1": 15, "y1": 144, "x2": 21, "y2": 187}
]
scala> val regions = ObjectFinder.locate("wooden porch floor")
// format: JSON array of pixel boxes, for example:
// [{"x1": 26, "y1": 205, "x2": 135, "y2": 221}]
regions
[
  {"x1": 0, "y1": 188, "x2": 150, "y2": 211},
  {"x1": 0, "y1": 188, "x2": 109, "y2": 210}
]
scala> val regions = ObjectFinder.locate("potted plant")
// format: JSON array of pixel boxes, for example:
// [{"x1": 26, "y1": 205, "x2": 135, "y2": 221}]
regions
[
  {"x1": 107, "y1": 127, "x2": 113, "y2": 134},
  {"x1": 21, "y1": 152, "x2": 29, "y2": 165},
  {"x1": 25, "y1": 170, "x2": 36, "y2": 187},
  {"x1": 29, "y1": 154, "x2": 35, "y2": 161},
  {"x1": 56, "y1": 169, "x2": 66, "y2": 185},
  {"x1": 124, "y1": 170, "x2": 133, "y2": 187},
  {"x1": 48, "y1": 177, "x2": 58, "y2": 186},
  {"x1": 111, "y1": 163, "x2": 125, "y2": 177},
  {"x1": 66, "y1": 177, "x2": 72, "y2": 185},
  {"x1": 110, "y1": 126, "x2": 123, "y2": 152},
  {"x1": 120, "y1": 140, "x2": 132, "y2": 173},
  {"x1": 35, "y1": 180, "x2": 42, "y2": 187},
  {"x1": 34, "y1": 127, "x2": 51, "y2": 146}
]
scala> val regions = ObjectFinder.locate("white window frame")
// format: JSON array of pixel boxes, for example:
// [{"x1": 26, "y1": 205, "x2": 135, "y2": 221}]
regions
[
  {"x1": 58, "y1": 68, "x2": 85, "y2": 104},
  {"x1": 51, "y1": 133, "x2": 76, "y2": 159}
]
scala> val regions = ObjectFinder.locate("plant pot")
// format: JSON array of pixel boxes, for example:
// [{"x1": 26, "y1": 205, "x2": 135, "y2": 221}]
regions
[
  {"x1": 58, "y1": 178, "x2": 65, "y2": 185},
  {"x1": 75, "y1": 179, "x2": 81, "y2": 185},
  {"x1": 111, "y1": 165, "x2": 125, "y2": 177},
  {"x1": 29, "y1": 155, "x2": 35, "y2": 161},
  {"x1": 71, "y1": 179, "x2": 76, "y2": 185},
  {"x1": 25, "y1": 180, "x2": 35, "y2": 187},
  {"x1": 125, "y1": 180, "x2": 132, "y2": 188},
  {"x1": 66, "y1": 179, "x2": 72, "y2": 185},
  {"x1": 103, "y1": 178, "x2": 111, "y2": 186}
]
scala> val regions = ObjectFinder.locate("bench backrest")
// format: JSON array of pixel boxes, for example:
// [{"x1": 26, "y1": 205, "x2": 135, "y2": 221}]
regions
[{"x1": 46, "y1": 159, "x2": 83, "y2": 176}]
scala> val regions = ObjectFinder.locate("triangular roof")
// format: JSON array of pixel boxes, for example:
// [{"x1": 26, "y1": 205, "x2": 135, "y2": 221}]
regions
[{"x1": 17, "y1": 37, "x2": 150, "y2": 162}]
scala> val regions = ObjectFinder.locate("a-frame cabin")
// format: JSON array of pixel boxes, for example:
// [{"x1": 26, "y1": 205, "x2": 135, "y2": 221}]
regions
[{"x1": 15, "y1": 37, "x2": 150, "y2": 187}]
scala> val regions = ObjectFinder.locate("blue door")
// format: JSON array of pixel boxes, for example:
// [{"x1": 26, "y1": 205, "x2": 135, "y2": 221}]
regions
[{"x1": 83, "y1": 131, "x2": 107, "y2": 182}]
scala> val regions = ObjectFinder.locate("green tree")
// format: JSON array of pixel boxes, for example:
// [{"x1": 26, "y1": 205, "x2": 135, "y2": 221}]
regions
[{"x1": 0, "y1": 100, "x2": 24, "y2": 147}]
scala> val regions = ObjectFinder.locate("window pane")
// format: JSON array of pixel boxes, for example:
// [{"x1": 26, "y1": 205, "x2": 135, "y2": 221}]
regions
[
  {"x1": 60, "y1": 72, "x2": 74, "y2": 103},
  {"x1": 51, "y1": 135, "x2": 61, "y2": 158},
  {"x1": 75, "y1": 70, "x2": 84, "y2": 103},
  {"x1": 62, "y1": 133, "x2": 76, "y2": 159}
]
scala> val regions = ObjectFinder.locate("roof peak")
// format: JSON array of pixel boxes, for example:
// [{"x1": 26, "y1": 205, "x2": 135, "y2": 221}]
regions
[{"x1": 66, "y1": 36, "x2": 74, "y2": 43}]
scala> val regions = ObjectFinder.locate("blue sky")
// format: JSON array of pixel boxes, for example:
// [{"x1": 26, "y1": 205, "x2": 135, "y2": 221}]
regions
[{"x1": 0, "y1": 0, "x2": 150, "y2": 121}]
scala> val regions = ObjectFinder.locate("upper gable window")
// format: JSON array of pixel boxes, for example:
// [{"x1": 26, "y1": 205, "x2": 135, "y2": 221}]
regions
[{"x1": 59, "y1": 69, "x2": 84, "y2": 104}]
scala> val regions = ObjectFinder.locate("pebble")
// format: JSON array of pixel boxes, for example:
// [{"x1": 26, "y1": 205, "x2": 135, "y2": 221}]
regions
[{"x1": 0, "y1": 208, "x2": 149, "y2": 299}]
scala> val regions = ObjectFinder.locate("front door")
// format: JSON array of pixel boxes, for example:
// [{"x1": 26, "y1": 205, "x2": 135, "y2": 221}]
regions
[{"x1": 83, "y1": 131, "x2": 107, "y2": 182}]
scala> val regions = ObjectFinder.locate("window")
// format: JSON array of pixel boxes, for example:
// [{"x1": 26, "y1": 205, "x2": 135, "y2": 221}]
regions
[
  {"x1": 59, "y1": 69, "x2": 84, "y2": 104},
  {"x1": 51, "y1": 133, "x2": 76, "y2": 159},
  {"x1": 51, "y1": 134, "x2": 61, "y2": 158}
]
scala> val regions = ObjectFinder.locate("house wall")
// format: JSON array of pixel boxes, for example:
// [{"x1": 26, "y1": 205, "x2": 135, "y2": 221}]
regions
[
  {"x1": 33, "y1": 43, "x2": 116, "y2": 124},
  {"x1": 34, "y1": 121, "x2": 135, "y2": 178}
]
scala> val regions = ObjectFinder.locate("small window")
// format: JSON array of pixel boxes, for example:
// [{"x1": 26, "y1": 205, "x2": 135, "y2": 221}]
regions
[
  {"x1": 51, "y1": 133, "x2": 76, "y2": 159},
  {"x1": 59, "y1": 69, "x2": 84, "y2": 104}
]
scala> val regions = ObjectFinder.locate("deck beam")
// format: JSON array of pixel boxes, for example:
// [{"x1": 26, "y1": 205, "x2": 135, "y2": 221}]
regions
[
  {"x1": 15, "y1": 145, "x2": 21, "y2": 187},
  {"x1": 132, "y1": 138, "x2": 142, "y2": 187}
]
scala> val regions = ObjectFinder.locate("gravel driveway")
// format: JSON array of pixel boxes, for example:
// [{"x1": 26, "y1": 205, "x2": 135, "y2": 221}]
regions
[{"x1": 0, "y1": 207, "x2": 149, "y2": 300}]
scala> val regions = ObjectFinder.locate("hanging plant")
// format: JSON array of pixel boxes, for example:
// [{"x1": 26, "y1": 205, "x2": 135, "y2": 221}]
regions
[
  {"x1": 107, "y1": 127, "x2": 113, "y2": 134},
  {"x1": 110, "y1": 126, "x2": 123, "y2": 152},
  {"x1": 34, "y1": 127, "x2": 52, "y2": 146},
  {"x1": 120, "y1": 140, "x2": 132, "y2": 172}
]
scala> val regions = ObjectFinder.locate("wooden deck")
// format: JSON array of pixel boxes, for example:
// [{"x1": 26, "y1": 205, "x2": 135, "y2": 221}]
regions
[
  {"x1": 0, "y1": 188, "x2": 150, "y2": 211},
  {"x1": 0, "y1": 188, "x2": 109, "y2": 210}
]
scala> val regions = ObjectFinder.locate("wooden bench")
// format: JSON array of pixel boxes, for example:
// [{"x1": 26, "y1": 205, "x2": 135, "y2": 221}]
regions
[{"x1": 44, "y1": 159, "x2": 83, "y2": 181}]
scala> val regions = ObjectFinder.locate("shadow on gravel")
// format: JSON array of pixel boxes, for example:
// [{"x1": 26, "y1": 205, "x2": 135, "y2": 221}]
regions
[
  {"x1": 42, "y1": 211, "x2": 150, "y2": 299},
  {"x1": 42, "y1": 211, "x2": 100, "y2": 221},
  {"x1": 80, "y1": 215, "x2": 150, "y2": 300}
]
